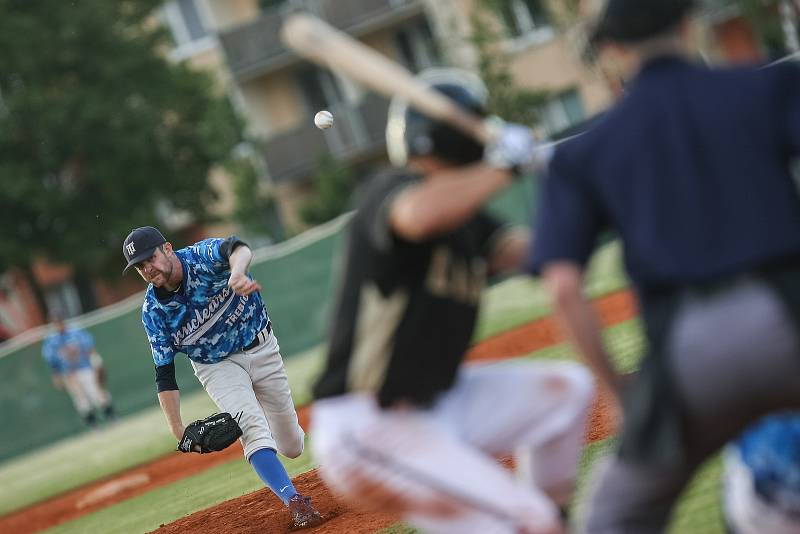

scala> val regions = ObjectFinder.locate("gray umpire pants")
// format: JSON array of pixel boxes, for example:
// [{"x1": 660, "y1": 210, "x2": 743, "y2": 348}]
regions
[{"x1": 583, "y1": 277, "x2": 800, "y2": 533}]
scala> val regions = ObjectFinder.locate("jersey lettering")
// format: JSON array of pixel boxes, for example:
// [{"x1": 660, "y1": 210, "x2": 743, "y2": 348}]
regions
[
  {"x1": 142, "y1": 238, "x2": 268, "y2": 366},
  {"x1": 171, "y1": 287, "x2": 235, "y2": 346},
  {"x1": 424, "y1": 246, "x2": 486, "y2": 305}
]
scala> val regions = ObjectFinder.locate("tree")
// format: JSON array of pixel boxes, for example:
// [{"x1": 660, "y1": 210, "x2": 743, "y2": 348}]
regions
[
  {"x1": 734, "y1": 0, "x2": 794, "y2": 56},
  {"x1": 299, "y1": 153, "x2": 355, "y2": 227},
  {"x1": 468, "y1": 1, "x2": 551, "y2": 127},
  {"x1": 228, "y1": 155, "x2": 284, "y2": 242},
  {"x1": 0, "y1": 0, "x2": 241, "y2": 315}
]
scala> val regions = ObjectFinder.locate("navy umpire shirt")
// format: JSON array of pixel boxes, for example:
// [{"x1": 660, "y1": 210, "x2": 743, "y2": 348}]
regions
[{"x1": 529, "y1": 57, "x2": 800, "y2": 295}]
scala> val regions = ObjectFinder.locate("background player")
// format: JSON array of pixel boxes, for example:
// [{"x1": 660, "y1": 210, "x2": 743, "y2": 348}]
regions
[
  {"x1": 42, "y1": 312, "x2": 116, "y2": 427},
  {"x1": 311, "y1": 69, "x2": 594, "y2": 534},
  {"x1": 528, "y1": 0, "x2": 800, "y2": 531},
  {"x1": 90, "y1": 348, "x2": 114, "y2": 413},
  {"x1": 122, "y1": 226, "x2": 325, "y2": 530}
]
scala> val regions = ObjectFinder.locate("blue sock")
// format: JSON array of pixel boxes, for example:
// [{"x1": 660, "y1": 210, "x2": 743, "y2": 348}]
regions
[{"x1": 249, "y1": 448, "x2": 297, "y2": 504}]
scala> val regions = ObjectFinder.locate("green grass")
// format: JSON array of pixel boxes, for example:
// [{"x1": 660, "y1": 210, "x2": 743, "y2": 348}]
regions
[
  {"x1": 0, "y1": 349, "x2": 324, "y2": 516},
  {"x1": 378, "y1": 321, "x2": 725, "y2": 534},
  {"x1": 0, "y1": 391, "x2": 215, "y2": 516},
  {"x1": 474, "y1": 241, "x2": 627, "y2": 341},
  {"x1": 522, "y1": 319, "x2": 645, "y2": 372},
  {"x1": 285, "y1": 344, "x2": 327, "y2": 408},
  {"x1": 288, "y1": 240, "x2": 630, "y2": 405},
  {"x1": 378, "y1": 441, "x2": 724, "y2": 534},
  {"x1": 0, "y1": 240, "x2": 631, "y2": 527},
  {"x1": 42, "y1": 441, "x2": 316, "y2": 534},
  {"x1": 671, "y1": 456, "x2": 724, "y2": 533},
  {"x1": 32, "y1": 237, "x2": 726, "y2": 534},
  {"x1": 530, "y1": 321, "x2": 724, "y2": 533},
  {"x1": 271, "y1": 240, "x2": 628, "y2": 409}
]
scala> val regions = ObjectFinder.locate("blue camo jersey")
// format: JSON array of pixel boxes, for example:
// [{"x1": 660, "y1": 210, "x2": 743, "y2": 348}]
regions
[
  {"x1": 42, "y1": 328, "x2": 95, "y2": 373},
  {"x1": 141, "y1": 238, "x2": 269, "y2": 366},
  {"x1": 736, "y1": 414, "x2": 800, "y2": 514}
]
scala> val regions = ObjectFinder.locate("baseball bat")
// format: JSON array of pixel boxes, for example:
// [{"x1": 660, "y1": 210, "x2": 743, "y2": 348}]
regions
[{"x1": 280, "y1": 13, "x2": 494, "y2": 145}]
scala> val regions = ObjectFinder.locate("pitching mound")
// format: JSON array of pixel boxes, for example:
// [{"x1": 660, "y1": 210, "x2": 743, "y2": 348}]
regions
[
  {"x1": 150, "y1": 468, "x2": 396, "y2": 534},
  {"x1": 151, "y1": 384, "x2": 620, "y2": 534}
]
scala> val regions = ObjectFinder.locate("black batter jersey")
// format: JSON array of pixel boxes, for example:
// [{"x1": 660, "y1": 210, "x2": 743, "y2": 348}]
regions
[{"x1": 313, "y1": 169, "x2": 504, "y2": 407}]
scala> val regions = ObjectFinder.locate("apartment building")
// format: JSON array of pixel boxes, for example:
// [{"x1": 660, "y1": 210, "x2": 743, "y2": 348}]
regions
[
  {"x1": 4, "y1": 0, "x2": 788, "y2": 336},
  {"x1": 188, "y1": 0, "x2": 441, "y2": 228},
  {"x1": 128, "y1": 0, "x2": 800, "y2": 236},
  {"x1": 426, "y1": 0, "x2": 614, "y2": 134},
  {"x1": 157, "y1": 0, "x2": 616, "y2": 230}
]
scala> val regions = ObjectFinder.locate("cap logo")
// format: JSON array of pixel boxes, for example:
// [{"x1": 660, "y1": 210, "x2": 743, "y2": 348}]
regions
[{"x1": 125, "y1": 242, "x2": 136, "y2": 256}]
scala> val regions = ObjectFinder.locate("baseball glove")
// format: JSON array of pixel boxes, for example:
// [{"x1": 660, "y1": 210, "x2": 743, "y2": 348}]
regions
[{"x1": 178, "y1": 412, "x2": 243, "y2": 454}]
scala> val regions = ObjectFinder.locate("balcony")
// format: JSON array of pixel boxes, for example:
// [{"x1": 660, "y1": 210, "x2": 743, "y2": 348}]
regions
[
  {"x1": 263, "y1": 92, "x2": 389, "y2": 183},
  {"x1": 220, "y1": 0, "x2": 425, "y2": 81}
]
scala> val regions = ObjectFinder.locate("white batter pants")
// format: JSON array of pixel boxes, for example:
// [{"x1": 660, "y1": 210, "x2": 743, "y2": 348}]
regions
[
  {"x1": 192, "y1": 329, "x2": 305, "y2": 460},
  {"x1": 312, "y1": 360, "x2": 594, "y2": 534},
  {"x1": 62, "y1": 368, "x2": 107, "y2": 416}
]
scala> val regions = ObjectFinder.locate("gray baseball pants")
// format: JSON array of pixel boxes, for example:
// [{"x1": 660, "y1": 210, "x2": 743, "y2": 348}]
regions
[{"x1": 583, "y1": 277, "x2": 800, "y2": 533}]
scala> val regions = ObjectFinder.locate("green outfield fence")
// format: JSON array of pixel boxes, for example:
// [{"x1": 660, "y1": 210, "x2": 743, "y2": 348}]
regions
[{"x1": 0, "y1": 175, "x2": 538, "y2": 463}]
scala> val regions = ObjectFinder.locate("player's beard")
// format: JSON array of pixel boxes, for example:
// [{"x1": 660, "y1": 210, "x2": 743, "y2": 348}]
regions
[
  {"x1": 161, "y1": 261, "x2": 177, "y2": 290},
  {"x1": 150, "y1": 261, "x2": 174, "y2": 288}
]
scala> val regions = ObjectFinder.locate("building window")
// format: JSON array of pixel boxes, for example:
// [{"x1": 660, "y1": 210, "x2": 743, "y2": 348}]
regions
[
  {"x1": 498, "y1": 0, "x2": 550, "y2": 38},
  {"x1": 298, "y1": 70, "x2": 328, "y2": 114},
  {"x1": 540, "y1": 89, "x2": 586, "y2": 137},
  {"x1": 394, "y1": 19, "x2": 440, "y2": 72},
  {"x1": 296, "y1": 67, "x2": 345, "y2": 113},
  {"x1": 163, "y1": 0, "x2": 213, "y2": 58}
]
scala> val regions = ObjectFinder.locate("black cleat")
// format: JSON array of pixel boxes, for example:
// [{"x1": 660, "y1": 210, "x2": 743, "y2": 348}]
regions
[{"x1": 287, "y1": 493, "x2": 326, "y2": 530}]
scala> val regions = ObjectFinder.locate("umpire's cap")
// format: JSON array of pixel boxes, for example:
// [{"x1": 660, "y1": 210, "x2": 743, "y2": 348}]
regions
[
  {"x1": 386, "y1": 68, "x2": 488, "y2": 167},
  {"x1": 122, "y1": 226, "x2": 166, "y2": 274},
  {"x1": 591, "y1": 0, "x2": 695, "y2": 44}
]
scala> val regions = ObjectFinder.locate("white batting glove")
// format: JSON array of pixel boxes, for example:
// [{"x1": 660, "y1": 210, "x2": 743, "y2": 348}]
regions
[{"x1": 483, "y1": 121, "x2": 538, "y2": 174}]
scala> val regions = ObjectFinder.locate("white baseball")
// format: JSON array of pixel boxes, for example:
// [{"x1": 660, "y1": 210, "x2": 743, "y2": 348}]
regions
[{"x1": 314, "y1": 110, "x2": 334, "y2": 130}]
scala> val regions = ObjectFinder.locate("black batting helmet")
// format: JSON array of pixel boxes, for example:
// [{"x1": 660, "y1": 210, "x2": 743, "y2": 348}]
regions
[{"x1": 386, "y1": 69, "x2": 488, "y2": 167}]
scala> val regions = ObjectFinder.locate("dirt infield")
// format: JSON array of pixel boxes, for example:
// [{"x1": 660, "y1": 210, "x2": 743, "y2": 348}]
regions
[
  {"x1": 152, "y1": 386, "x2": 623, "y2": 534},
  {"x1": 0, "y1": 289, "x2": 636, "y2": 534}
]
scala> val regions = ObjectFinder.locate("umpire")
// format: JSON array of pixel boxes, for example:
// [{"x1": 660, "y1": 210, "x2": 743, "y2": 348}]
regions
[{"x1": 528, "y1": 0, "x2": 800, "y2": 531}]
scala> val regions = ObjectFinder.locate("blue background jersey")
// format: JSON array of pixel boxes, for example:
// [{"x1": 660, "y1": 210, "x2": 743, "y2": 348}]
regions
[
  {"x1": 42, "y1": 328, "x2": 95, "y2": 373},
  {"x1": 736, "y1": 414, "x2": 800, "y2": 514},
  {"x1": 141, "y1": 238, "x2": 269, "y2": 366}
]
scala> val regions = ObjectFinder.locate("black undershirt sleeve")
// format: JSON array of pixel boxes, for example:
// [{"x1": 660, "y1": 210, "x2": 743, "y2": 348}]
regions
[
  {"x1": 155, "y1": 362, "x2": 179, "y2": 392},
  {"x1": 219, "y1": 236, "x2": 247, "y2": 261}
]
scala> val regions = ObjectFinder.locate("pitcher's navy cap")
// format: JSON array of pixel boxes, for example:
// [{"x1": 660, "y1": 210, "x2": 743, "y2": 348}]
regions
[
  {"x1": 591, "y1": 0, "x2": 694, "y2": 44},
  {"x1": 122, "y1": 226, "x2": 166, "y2": 274}
]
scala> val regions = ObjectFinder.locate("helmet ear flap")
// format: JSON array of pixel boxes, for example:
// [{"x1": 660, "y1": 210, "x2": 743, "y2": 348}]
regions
[{"x1": 386, "y1": 69, "x2": 489, "y2": 167}]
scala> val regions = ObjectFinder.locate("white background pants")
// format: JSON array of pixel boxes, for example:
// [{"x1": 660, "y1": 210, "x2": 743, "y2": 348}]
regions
[
  {"x1": 89, "y1": 352, "x2": 112, "y2": 406},
  {"x1": 312, "y1": 360, "x2": 594, "y2": 534},
  {"x1": 62, "y1": 368, "x2": 107, "y2": 416},
  {"x1": 192, "y1": 329, "x2": 305, "y2": 460}
]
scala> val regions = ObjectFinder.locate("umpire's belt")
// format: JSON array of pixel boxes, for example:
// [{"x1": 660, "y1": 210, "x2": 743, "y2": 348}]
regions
[{"x1": 242, "y1": 322, "x2": 272, "y2": 352}]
